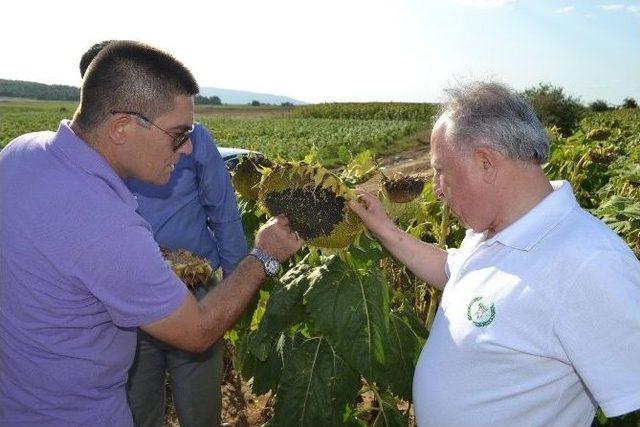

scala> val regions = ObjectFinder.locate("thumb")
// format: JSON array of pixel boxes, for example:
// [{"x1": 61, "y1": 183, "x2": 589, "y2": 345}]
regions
[
  {"x1": 348, "y1": 199, "x2": 367, "y2": 216},
  {"x1": 274, "y1": 214, "x2": 290, "y2": 226}
]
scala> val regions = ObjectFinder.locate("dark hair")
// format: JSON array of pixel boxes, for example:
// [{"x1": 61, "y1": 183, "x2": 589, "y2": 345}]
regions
[
  {"x1": 79, "y1": 40, "x2": 113, "y2": 78},
  {"x1": 74, "y1": 40, "x2": 199, "y2": 132},
  {"x1": 436, "y1": 82, "x2": 549, "y2": 164}
]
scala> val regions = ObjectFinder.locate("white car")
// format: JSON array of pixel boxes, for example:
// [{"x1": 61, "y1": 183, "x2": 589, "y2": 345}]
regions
[{"x1": 217, "y1": 147, "x2": 264, "y2": 170}]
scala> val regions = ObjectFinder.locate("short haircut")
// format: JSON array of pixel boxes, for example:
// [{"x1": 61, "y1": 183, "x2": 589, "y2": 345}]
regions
[
  {"x1": 436, "y1": 82, "x2": 549, "y2": 164},
  {"x1": 79, "y1": 40, "x2": 113, "y2": 78},
  {"x1": 74, "y1": 40, "x2": 199, "y2": 132}
]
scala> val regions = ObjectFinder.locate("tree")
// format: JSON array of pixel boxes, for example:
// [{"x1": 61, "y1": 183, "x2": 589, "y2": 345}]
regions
[
  {"x1": 250, "y1": 100, "x2": 261, "y2": 106},
  {"x1": 589, "y1": 100, "x2": 610, "y2": 112},
  {"x1": 622, "y1": 97, "x2": 638, "y2": 109},
  {"x1": 0, "y1": 78, "x2": 80, "y2": 101},
  {"x1": 194, "y1": 95, "x2": 222, "y2": 105},
  {"x1": 521, "y1": 83, "x2": 583, "y2": 136}
]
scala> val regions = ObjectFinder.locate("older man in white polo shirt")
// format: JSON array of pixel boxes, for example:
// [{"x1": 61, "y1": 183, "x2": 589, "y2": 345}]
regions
[{"x1": 349, "y1": 82, "x2": 640, "y2": 427}]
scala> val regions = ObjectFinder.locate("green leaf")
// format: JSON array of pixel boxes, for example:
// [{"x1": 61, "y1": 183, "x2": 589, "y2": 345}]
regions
[
  {"x1": 238, "y1": 198, "x2": 267, "y2": 245},
  {"x1": 231, "y1": 290, "x2": 260, "y2": 334},
  {"x1": 305, "y1": 255, "x2": 390, "y2": 379},
  {"x1": 371, "y1": 390, "x2": 408, "y2": 427},
  {"x1": 249, "y1": 262, "x2": 311, "y2": 360},
  {"x1": 596, "y1": 408, "x2": 609, "y2": 424},
  {"x1": 304, "y1": 256, "x2": 425, "y2": 400},
  {"x1": 338, "y1": 145, "x2": 351, "y2": 164},
  {"x1": 233, "y1": 330, "x2": 257, "y2": 382},
  {"x1": 339, "y1": 149, "x2": 379, "y2": 187},
  {"x1": 373, "y1": 312, "x2": 427, "y2": 400},
  {"x1": 252, "y1": 333, "x2": 289, "y2": 395},
  {"x1": 347, "y1": 234, "x2": 387, "y2": 267},
  {"x1": 303, "y1": 147, "x2": 319, "y2": 164},
  {"x1": 268, "y1": 336, "x2": 360, "y2": 427}
]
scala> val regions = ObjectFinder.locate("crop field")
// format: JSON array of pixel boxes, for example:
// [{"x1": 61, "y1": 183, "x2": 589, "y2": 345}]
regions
[
  {"x1": 545, "y1": 109, "x2": 640, "y2": 257},
  {"x1": 2, "y1": 100, "x2": 638, "y2": 426},
  {"x1": 226, "y1": 105, "x2": 640, "y2": 427},
  {"x1": 0, "y1": 100, "x2": 434, "y2": 166},
  {"x1": 201, "y1": 116, "x2": 427, "y2": 166},
  {"x1": 0, "y1": 100, "x2": 78, "y2": 146},
  {"x1": 228, "y1": 106, "x2": 639, "y2": 427}
]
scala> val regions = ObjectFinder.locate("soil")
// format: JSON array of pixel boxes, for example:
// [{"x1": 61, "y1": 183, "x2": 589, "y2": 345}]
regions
[
  {"x1": 358, "y1": 144, "x2": 433, "y2": 194},
  {"x1": 379, "y1": 145, "x2": 431, "y2": 176}
]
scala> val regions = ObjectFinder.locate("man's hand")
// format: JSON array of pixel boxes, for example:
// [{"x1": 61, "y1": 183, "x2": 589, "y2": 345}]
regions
[
  {"x1": 349, "y1": 190, "x2": 449, "y2": 290},
  {"x1": 348, "y1": 190, "x2": 396, "y2": 237},
  {"x1": 253, "y1": 215, "x2": 304, "y2": 262},
  {"x1": 142, "y1": 215, "x2": 303, "y2": 353}
]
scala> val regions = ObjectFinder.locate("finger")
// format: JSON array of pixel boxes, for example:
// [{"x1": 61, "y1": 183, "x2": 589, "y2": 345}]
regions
[
  {"x1": 348, "y1": 199, "x2": 367, "y2": 216},
  {"x1": 351, "y1": 192, "x2": 375, "y2": 208},
  {"x1": 353, "y1": 189, "x2": 374, "y2": 199},
  {"x1": 359, "y1": 191, "x2": 379, "y2": 203},
  {"x1": 274, "y1": 214, "x2": 290, "y2": 225},
  {"x1": 293, "y1": 230, "x2": 300, "y2": 241}
]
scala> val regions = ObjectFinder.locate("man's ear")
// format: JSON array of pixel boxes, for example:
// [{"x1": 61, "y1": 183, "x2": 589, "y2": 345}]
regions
[
  {"x1": 473, "y1": 146, "x2": 498, "y2": 184},
  {"x1": 106, "y1": 114, "x2": 131, "y2": 146}
]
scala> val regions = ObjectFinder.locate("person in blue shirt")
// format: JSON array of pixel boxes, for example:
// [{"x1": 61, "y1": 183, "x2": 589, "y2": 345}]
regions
[{"x1": 80, "y1": 41, "x2": 248, "y2": 427}]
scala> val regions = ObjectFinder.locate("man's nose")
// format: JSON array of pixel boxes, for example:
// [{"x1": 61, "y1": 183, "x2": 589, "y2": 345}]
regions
[{"x1": 177, "y1": 138, "x2": 193, "y2": 156}]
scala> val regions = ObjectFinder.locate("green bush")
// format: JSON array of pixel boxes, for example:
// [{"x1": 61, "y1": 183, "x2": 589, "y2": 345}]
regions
[
  {"x1": 589, "y1": 100, "x2": 611, "y2": 112},
  {"x1": 622, "y1": 97, "x2": 638, "y2": 109},
  {"x1": 521, "y1": 83, "x2": 584, "y2": 136},
  {"x1": 195, "y1": 95, "x2": 222, "y2": 105}
]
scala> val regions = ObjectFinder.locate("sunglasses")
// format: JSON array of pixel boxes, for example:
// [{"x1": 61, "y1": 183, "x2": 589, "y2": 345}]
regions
[{"x1": 110, "y1": 110, "x2": 194, "y2": 151}]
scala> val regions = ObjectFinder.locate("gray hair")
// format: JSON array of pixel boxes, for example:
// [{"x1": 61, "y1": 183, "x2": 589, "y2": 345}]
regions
[{"x1": 435, "y1": 82, "x2": 549, "y2": 164}]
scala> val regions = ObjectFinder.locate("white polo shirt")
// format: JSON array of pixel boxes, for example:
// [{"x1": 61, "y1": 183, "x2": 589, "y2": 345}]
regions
[{"x1": 413, "y1": 180, "x2": 640, "y2": 427}]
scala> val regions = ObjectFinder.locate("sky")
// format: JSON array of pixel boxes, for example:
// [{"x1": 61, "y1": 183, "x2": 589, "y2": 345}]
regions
[{"x1": 1, "y1": 0, "x2": 638, "y2": 104}]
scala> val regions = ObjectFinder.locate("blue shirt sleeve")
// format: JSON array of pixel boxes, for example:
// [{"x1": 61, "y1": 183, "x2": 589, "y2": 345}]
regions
[{"x1": 192, "y1": 125, "x2": 248, "y2": 276}]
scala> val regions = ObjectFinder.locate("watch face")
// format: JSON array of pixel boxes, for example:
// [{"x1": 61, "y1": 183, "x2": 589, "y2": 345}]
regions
[{"x1": 265, "y1": 259, "x2": 280, "y2": 275}]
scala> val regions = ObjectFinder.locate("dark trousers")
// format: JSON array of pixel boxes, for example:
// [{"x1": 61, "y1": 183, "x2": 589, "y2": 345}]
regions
[{"x1": 127, "y1": 282, "x2": 224, "y2": 427}]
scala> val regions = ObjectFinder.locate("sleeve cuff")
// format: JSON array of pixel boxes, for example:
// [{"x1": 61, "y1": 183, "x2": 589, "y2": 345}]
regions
[
  {"x1": 119, "y1": 289, "x2": 190, "y2": 328},
  {"x1": 600, "y1": 393, "x2": 640, "y2": 418}
]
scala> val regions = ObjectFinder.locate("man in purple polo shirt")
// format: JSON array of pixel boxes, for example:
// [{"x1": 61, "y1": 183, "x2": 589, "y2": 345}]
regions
[
  {"x1": 0, "y1": 41, "x2": 302, "y2": 427},
  {"x1": 79, "y1": 41, "x2": 248, "y2": 427}
]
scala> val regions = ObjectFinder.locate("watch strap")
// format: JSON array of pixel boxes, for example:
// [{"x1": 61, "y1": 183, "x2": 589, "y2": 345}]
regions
[{"x1": 248, "y1": 247, "x2": 279, "y2": 276}]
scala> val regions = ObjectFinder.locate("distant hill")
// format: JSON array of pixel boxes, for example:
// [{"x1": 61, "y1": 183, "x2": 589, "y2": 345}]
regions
[
  {"x1": 0, "y1": 78, "x2": 305, "y2": 105},
  {"x1": 0, "y1": 79, "x2": 80, "y2": 101},
  {"x1": 200, "y1": 86, "x2": 306, "y2": 105}
]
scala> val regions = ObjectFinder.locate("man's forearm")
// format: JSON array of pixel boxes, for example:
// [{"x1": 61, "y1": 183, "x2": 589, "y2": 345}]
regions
[
  {"x1": 141, "y1": 215, "x2": 301, "y2": 353},
  {"x1": 194, "y1": 255, "x2": 265, "y2": 349},
  {"x1": 375, "y1": 224, "x2": 449, "y2": 289}
]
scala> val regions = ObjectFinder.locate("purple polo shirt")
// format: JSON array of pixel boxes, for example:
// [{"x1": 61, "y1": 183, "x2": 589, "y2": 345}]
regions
[{"x1": 0, "y1": 121, "x2": 189, "y2": 426}]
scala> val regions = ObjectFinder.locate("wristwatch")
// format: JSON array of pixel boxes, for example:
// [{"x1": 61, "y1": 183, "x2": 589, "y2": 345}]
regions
[{"x1": 248, "y1": 247, "x2": 281, "y2": 277}]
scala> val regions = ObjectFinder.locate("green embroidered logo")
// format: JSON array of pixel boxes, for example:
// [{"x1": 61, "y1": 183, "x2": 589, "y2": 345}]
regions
[{"x1": 467, "y1": 296, "x2": 495, "y2": 327}]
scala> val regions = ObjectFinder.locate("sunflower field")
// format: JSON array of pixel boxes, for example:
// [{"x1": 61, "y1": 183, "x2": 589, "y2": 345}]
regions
[{"x1": 1, "y1": 100, "x2": 638, "y2": 426}]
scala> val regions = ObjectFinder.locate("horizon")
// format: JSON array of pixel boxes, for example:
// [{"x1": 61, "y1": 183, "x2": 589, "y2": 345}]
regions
[
  {"x1": 0, "y1": 79, "x2": 308, "y2": 105},
  {"x1": 1, "y1": 0, "x2": 638, "y2": 105},
  {"x1": 2, "y1": 78, "x2": 637, "y2": 107}
]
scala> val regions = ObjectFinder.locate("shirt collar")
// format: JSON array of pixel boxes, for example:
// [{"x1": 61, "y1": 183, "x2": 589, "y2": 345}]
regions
[
  {"x1": 484, "y1": 180, "x2": 578, "y2": 251},
  {"x1": 51, "y1": 120, "x2": 138, "y2": 210}
]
